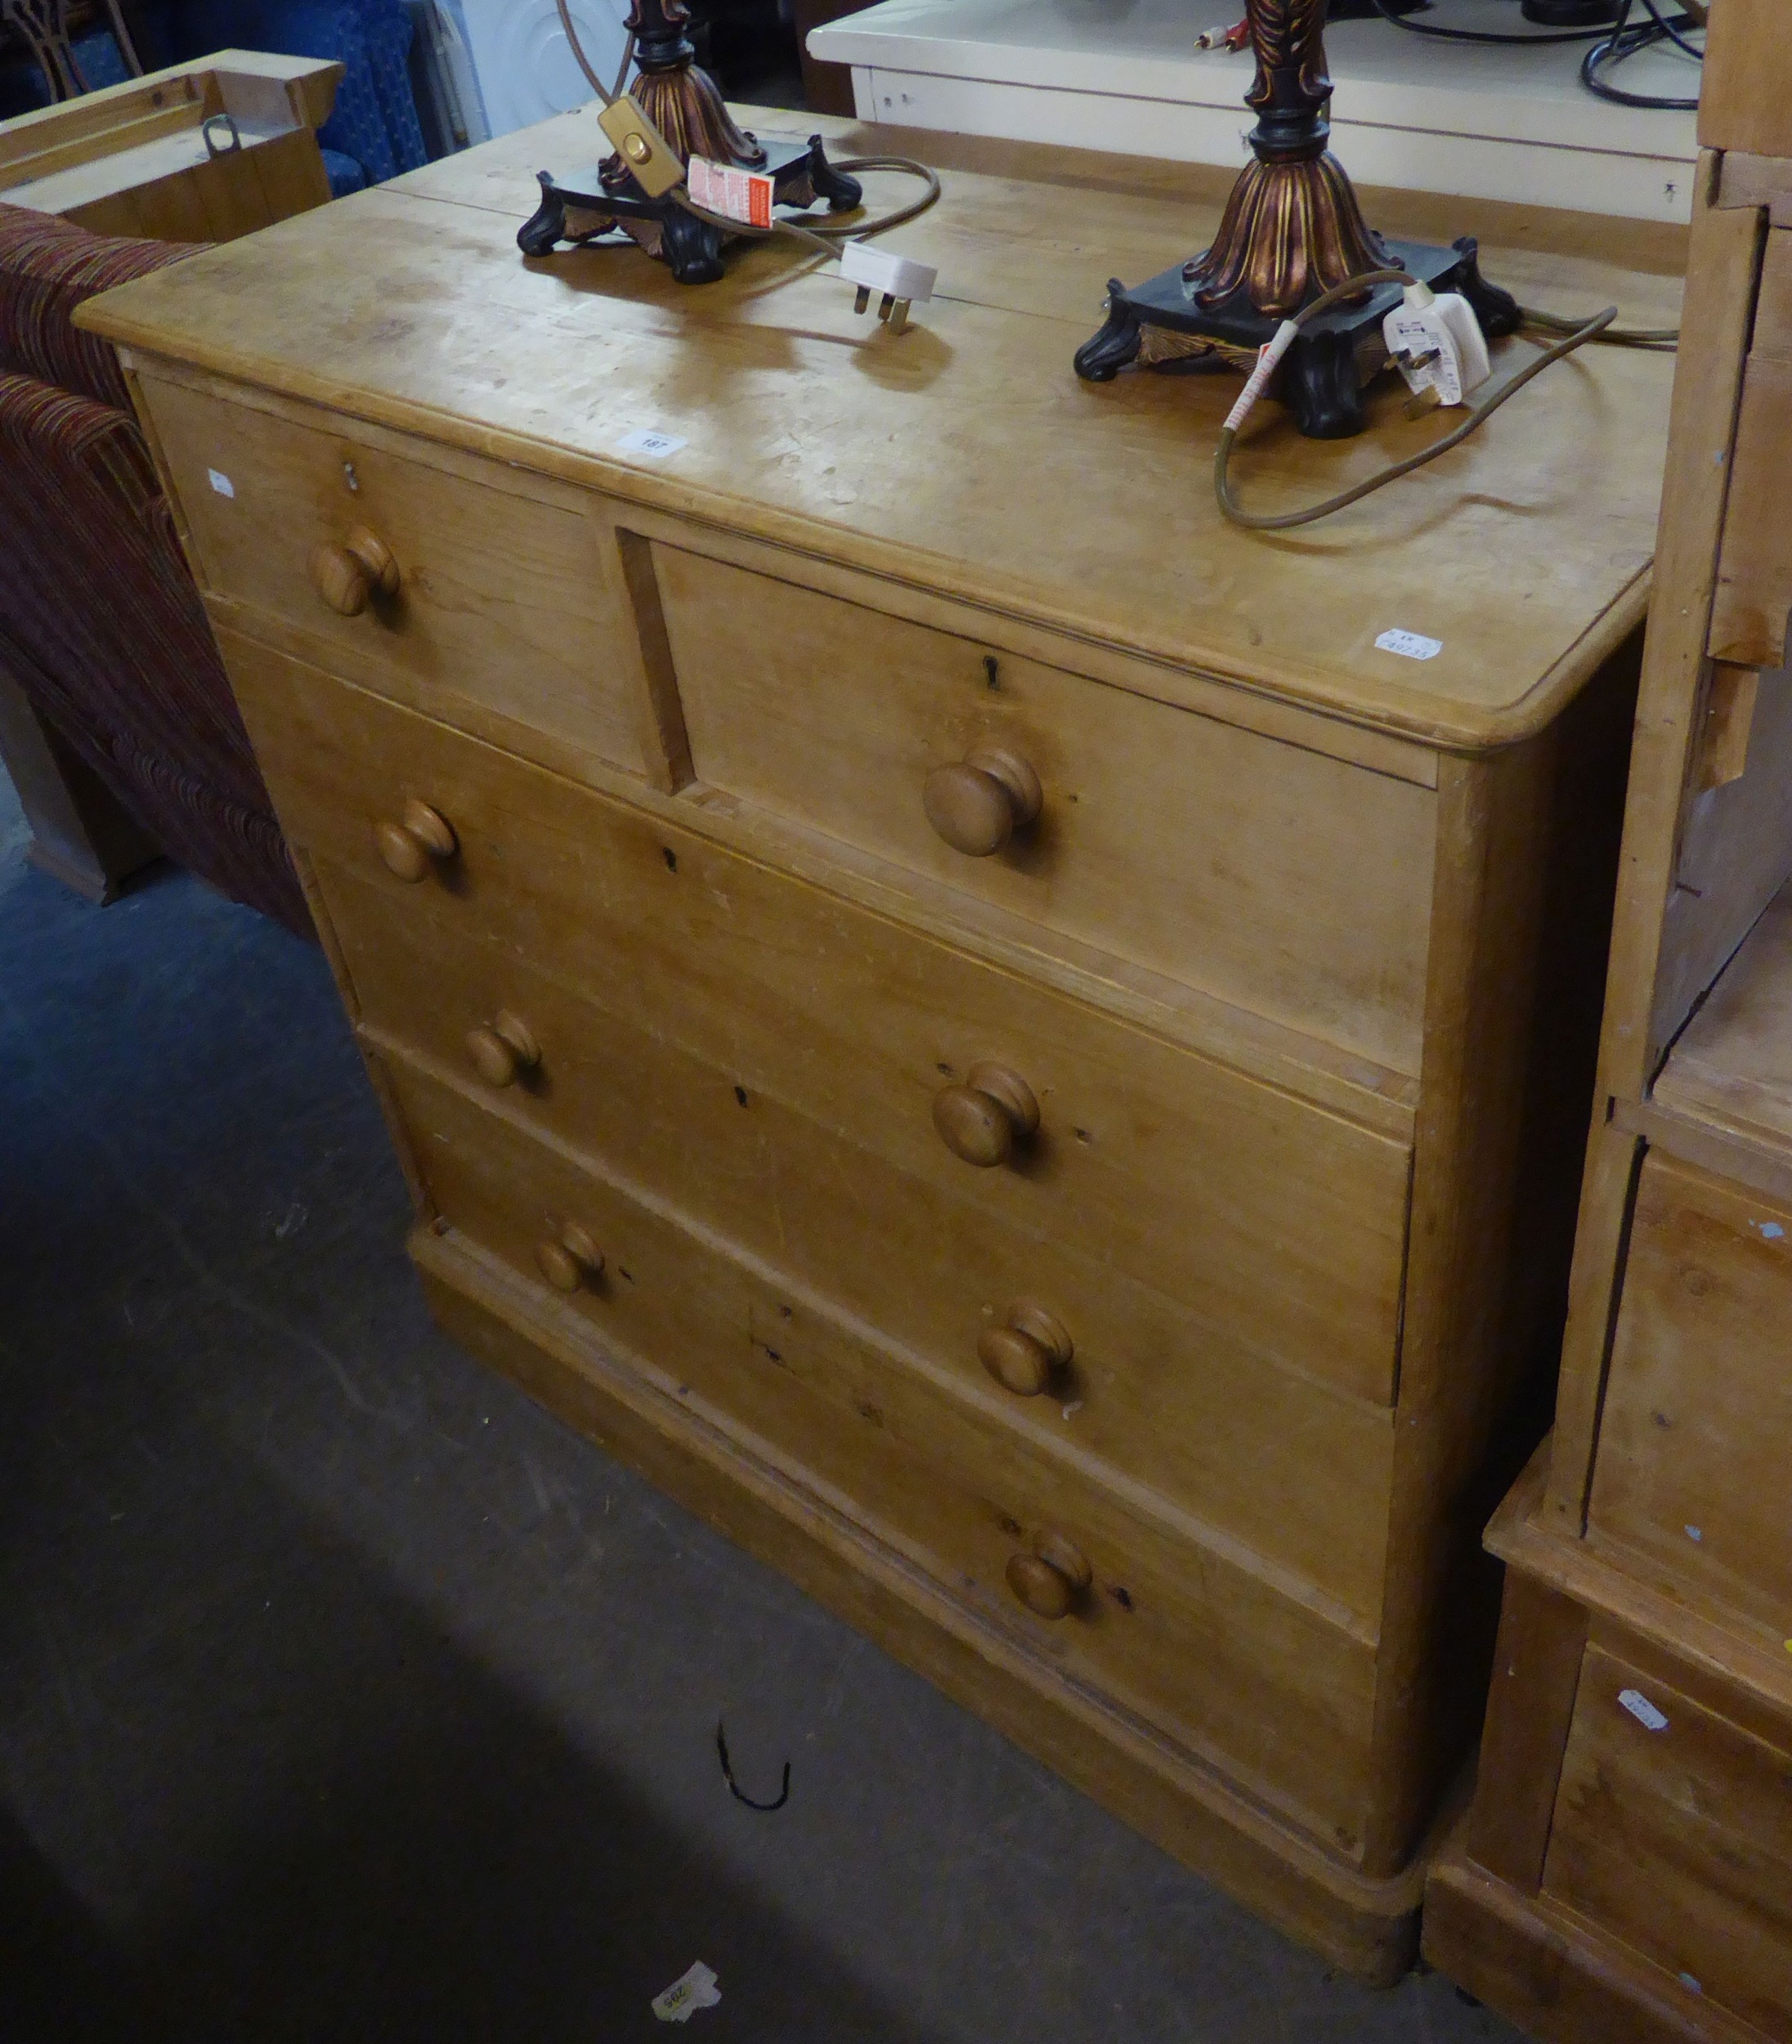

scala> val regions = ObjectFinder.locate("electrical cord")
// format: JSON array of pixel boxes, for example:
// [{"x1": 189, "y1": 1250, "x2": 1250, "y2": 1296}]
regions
[
  {"x1": 1633, "y1": 0, "x2": 1704, "y2": 61},
  {"x1": 1580, "y1": 0, "x2": 1703, "y2": 108},
  {"x1": 1369, "y1": 0, "x2": 1617, "y2": 47},
  {"x1": 1213, "y1": 268, "x2": 1621, "y2": 530},
  {"x1": 1370, "y1": 0, "x2": 1705, "y2": 103},
  {"x1": 553, "y1": 0, "x2": 941, "y2": 251},
  {"x1": 557, "y1": 0, "x2": 637, "y2": 103},
  {"x1": 1521, "y1": 303, "x2": 1677, "y2": 348}
]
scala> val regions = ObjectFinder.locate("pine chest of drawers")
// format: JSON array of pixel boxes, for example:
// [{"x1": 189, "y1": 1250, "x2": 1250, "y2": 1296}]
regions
[{"x1": 78, "y1": 111, "x2": 1685, "y2": 1979}]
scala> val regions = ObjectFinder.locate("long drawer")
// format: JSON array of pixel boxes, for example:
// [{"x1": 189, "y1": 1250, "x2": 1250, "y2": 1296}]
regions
[
  {"x1": 655, "y1": 545, "x2": 1438, "y2": 1076},
  {"x1": 1588, "y1": 1151, "x2": 1792, "y2": 1637},
  {"x1": 225, "y1": 628, "x2": 1413, "y2": 1410},
  {"x1": 333, "y1": 859, "x2": 1396, "y2": 1624},
  {"x1": 1543, "y1": 1639, "x2": 1792, "y2": 2042},
  {"x1": 135, "y1": 370, "x2": 652, "y2": 774},
  {"x1": 388, "y1": 1054, "x2": 1383, "y2": 1851}
]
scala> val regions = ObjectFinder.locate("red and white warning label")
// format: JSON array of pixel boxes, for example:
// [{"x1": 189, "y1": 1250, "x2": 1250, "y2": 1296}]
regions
[{"x1": 688, "y1": 155, "x2": 773, "y2": 229}]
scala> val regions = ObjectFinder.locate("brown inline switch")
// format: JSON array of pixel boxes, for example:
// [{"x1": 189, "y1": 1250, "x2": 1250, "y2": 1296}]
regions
[
  {"x1": 923, "y1": 747, "x2": 1042, "y2": 857},
  {"x1": 375, "y1": 798, "x2": 456, "y2": 881},
  {"x1": 466, "y1": 1009, "x2": 540, "y2": 1088},
  {"x1": 933, "y1": 1061, "x2": 1039, "y2": 1167},
  {"x1": 1006, "y1": 1531, "x2": 1092, "y2": 1620},
  {"x1": 309, "y1": 523, "x2": 401, "y2": 616},
  {"x1": 979, "y1": 1302, "x2": 1073, "y2": 1396},
  {"x1": 535, "y1": 1221, "x2": 605, "y2": 1293}
]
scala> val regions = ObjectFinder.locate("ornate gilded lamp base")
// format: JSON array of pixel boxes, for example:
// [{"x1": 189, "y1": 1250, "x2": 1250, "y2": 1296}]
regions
[
  {"x1": 1077, "y1": 235, "x2": 1520, "y2": 441},
  {"x1": 519, "y1": 134, "x2": 862, "y2": 285},
  {"x1": 1073, "y1": 0, "x2": 1521, "y2": 438},
  {"x1": 517, "y1": 0, "x2": 862, "y2": 285}
]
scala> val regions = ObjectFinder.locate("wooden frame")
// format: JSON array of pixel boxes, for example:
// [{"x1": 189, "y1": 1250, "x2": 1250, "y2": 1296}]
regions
[
  {"x1": 1427, "y1": 3, "x2": 1792, "y2": 2033},
  {"x1": 75, "y1": 105, "x2": 1690, "y2": 1979},
  {"x1": 0, "y1": 49, "x2": 341, "y2": 240}
]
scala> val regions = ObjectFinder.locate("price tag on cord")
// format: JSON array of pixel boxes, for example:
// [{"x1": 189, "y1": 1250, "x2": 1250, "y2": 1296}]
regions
[{"x1": 688, "y1": 156, "x2": 773, "y2": 229}]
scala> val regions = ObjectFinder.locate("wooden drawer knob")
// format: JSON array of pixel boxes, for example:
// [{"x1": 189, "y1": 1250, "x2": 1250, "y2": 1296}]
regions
[
  {"x1": 466, "y1": 1010, "x2": 540, "y2": 1089},
  {"x1": 375, "y1": 799, "x2": 457, "y2": 881},
  {"x1": 535, "y1": 1221, "x2": 605, "y2": 1293},
  {"x1": 1006, "y1": 1532, "x2": 1092, "y2": 1620},
  {"x1": 933, "y1": 1061, "x2": 1039, "y2": 1168},
  {"x1": 309, "y1": 523, "x2": 401, "y2": 616},
  {"x1": 979, "y1": 1302, "x2": 1073, "y2": 1396},
  {"x1": 924, "y1": 747, "x2": 1042, "y2": 857}
]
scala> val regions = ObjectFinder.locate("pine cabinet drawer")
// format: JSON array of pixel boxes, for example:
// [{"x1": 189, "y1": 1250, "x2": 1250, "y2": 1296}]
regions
[
  {"x1": 226, "y1": 629, "x2": 1413, "y2": 1412},
  {"x1": 1588, "y1": 1151, "x2": 1792, "y2": 1637},
  {"x1": 388, "y1": 1055, "x2": 1382, "y2": 1851},
  {"x1": 1543, "y1": 1641, "x2": 1792, "y2": 2041},
  {"x1": 329, "y1": 859, "x2": 1397, "y2": 1625},
  {"x1": 135, "y1": 370, "x2": 651, "y2": 773},
  {"x1": 653, "y1": 545, "x2": 1438, "y2": 1075}
]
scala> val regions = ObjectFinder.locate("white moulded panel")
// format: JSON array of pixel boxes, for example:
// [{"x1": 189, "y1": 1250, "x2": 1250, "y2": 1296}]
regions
[
  {"x1": 458, "y1": 0, "x2": 631, "y2": 138},
  {"x1": 813, "y1": 0, "x2": 1700, "y2": 224}
]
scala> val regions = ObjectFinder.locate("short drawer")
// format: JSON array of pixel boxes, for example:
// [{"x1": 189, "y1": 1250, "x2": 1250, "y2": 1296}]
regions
[
  {"x1": 226, "y1": 628, "x2": 1413, "y2": 1410},
  {"x1": 1543, "y1": 1640, "x2": 1792, "y2": 2041},
  {"x1": 135, "y1": 370, "x2": 650, "y2": 773},
  {"x1": 1588, "y1": 1152, "x2": 1792, "y2": 1636},
  {"x1": 331, "y1": 860, "x2": 1397, "y2": 1625},
  {"x1": 389, "y1": 1055, "x2": 1382, "y2": 1851},
  {"x1": 653, "y1": 545, "x2": 1438, "y2": 1074}
]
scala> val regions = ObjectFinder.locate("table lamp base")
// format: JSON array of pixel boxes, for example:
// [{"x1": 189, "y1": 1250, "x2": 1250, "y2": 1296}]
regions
[{"x1": 1074, "y1": 235, "x2": 1521, "y2": 440}]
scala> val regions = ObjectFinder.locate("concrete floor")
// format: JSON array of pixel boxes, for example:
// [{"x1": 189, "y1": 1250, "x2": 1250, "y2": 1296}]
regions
[{"x1": 0, "y1": 765, "x2": 1525, "y2": 2043}]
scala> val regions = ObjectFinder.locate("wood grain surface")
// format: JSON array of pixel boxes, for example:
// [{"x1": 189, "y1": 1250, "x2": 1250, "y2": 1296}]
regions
[
  {"x1": 77, "y1": 109, "x2": 1685, "y2": 750},
  {"x1": 1543, "y1": 1642, "x2": 1792, "y2": 2042},
  {"x1": 222, "y1": 630, "x2": 1414, "y2": 1412},
  {"x1": 1588, "y1": 1150, "x2": 1792, "y2": 1639},
  {"x1": 329, "y1": 856, "x2": 1400, "y2": 1627},
  {"x1": 1655, "y1": 876, "x2": 1792, "y2": 1153},
  {"x1": 141, "y1": 374, "x2": 655, "y2": 778},
  {"x1": 656, "y1": 543, "x2": 1438, "y2": 1074},
  {"x1": 392, "y1": 1056, "x2": 1385, "y2": 1851}
]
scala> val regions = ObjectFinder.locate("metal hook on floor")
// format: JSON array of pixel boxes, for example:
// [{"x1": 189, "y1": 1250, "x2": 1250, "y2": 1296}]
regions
[{"x1": 715, "y1": 1718, "x2": 791, "y2": 1812}]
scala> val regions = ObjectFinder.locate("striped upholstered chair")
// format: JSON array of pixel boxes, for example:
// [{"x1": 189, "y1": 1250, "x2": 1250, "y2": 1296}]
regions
[{"x1": 0, "y1": 201, "x2": 309, "y2": 932}]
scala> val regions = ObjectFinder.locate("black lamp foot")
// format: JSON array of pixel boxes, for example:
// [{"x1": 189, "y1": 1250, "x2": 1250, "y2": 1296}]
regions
[
  {"x1": 518, "y1": 173, "x2": 568, "y2": 257},
  {"x1": 1073, "y1": 281, "x2": 1145, "y2": 383},
  {"x1": 806, "y1": 135, "x2": 863, "y2": 213},
  {"x1": 1450, "y1": 236, "x2": 1523, "y2": 340},
  {"x1": 1281, "y1": 330, "x2": 1369, "y2": 440},
  {"x1": 661, "y1": 204, "x2": 727, "y2": 285}
]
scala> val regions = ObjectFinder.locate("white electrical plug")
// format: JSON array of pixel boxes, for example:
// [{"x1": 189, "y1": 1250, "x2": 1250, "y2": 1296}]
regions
[
  {"x1": 839, "y1": 238, "x2": 937, "y2": 335},
  {"x1": 1383, "y1": 280, "x2": 1490, "y2": 408}
]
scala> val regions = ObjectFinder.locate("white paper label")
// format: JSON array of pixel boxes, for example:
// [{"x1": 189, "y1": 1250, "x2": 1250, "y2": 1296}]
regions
[
  {"x1": 1376, "y1": 628, "x2": 1443, "y2": 662},
  {"x1": 616, "y1": 428, "x2": 688, "y2": 460},
  {"x1": 1619, "y1": 1688, "x2": 1669, "y2": 1732},
  {"x1": 688, "y1": 155, "x2": 773, "y2": 227},
  {"x1": 1223, "y1": 318, "x2": 1300, "y2": 433},
  {"x1": 208, "y1": 468, "x2": 235, "y2": 498},
  {"x1": 652, "y1": 1961, "x2": 721, "y2": 2024}
]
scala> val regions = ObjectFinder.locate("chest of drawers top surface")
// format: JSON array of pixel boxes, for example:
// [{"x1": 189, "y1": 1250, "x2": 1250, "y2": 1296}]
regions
[{"x1": 75, "y1": 109, "x2": 1682, "y2": 751}]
